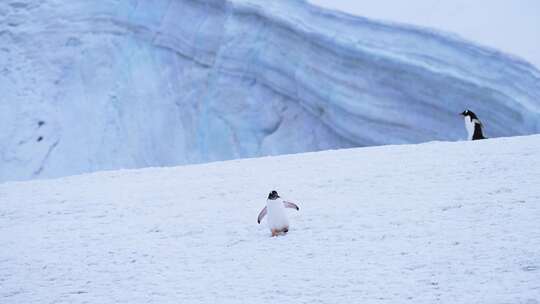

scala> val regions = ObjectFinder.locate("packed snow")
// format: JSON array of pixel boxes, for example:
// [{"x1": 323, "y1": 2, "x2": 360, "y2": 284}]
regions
[
  {"x1": 1, "y1": 0, "x2": 539, "y2": 182},
  {"x1": 1, "y1": 135, "x2": 539, "y2": 303}
]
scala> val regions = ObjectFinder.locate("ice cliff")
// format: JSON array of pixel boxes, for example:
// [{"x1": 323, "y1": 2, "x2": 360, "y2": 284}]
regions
[{"x1": 1, "y1": 0, "x2": 539, "y2": 182}]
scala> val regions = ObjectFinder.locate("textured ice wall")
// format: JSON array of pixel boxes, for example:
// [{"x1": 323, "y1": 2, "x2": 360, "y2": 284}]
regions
[{"x1": 1, "y1": 0, "x2": 539, "y2": 182}]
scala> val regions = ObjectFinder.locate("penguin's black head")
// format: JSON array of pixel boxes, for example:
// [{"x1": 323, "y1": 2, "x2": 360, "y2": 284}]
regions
[
  {"x1": 461, "y1": 109, "x2": 478, "y2": 119},
  {"x1": 268, "y1": 190, "x2": 280, "y2": 200}
]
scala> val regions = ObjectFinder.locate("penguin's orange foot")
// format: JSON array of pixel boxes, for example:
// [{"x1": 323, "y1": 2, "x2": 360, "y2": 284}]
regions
[{"x1": 270, "y1": 227, "x2": 289, "y2": 237}]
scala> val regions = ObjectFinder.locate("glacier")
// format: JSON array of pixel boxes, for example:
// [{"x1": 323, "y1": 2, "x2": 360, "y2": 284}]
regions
[{"x1": 1, "y1": 0, "x2": 539, "y2": 182}]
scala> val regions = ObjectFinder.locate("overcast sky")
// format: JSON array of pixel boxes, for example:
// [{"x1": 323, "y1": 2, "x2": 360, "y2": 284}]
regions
[{"x1": 309, "y1": 0, "x2": 540, "y2": 68}]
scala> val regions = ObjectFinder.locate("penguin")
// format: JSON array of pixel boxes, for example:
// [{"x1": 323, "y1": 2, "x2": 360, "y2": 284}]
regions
[
  {"x1": 257, "y1": 190, "x2": 300, "y2": 237},
  {"x1": 461, "y1": 109, "x2": 486, "y2": 140}
]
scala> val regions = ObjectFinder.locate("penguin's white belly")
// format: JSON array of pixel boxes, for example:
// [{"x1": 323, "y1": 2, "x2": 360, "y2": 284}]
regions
[
  {"x1": 464, "y1": 117, "x2": 475, "y2": 140},
  {"x1": 266, "y1": 200, "x2": 289, "y2": 230}
]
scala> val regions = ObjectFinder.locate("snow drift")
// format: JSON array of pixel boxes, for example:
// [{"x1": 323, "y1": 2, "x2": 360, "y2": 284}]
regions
[
  {"x1": 1, "y1": 0, "x2": 540, "y2": 182},
  {"x1": 1, "y1": 135, "x2": 540, "y2": 303}
]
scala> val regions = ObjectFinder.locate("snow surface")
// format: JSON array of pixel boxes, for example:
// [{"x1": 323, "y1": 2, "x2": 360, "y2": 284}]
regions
[
  {"x1": 309, "y1": 0, "x2": 540, "y2": 69},
  {"x1": 1, "y1": 0, "x2": 540, "y2": 182},
  {"x1": 1, "y1": 135, "x2": 539, "y2": 303}
]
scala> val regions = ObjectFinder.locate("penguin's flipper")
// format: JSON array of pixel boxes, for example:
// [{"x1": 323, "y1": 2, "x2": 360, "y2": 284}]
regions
[
  {"x1": 257, "y1": 206, "x2": 267, "y2": 224},
  {"x1": 283, "y1": 201, "x2": 300, "y2": 211},
  {"x1": 472, "y1": 122, "x2": 485, "y2": 140}
]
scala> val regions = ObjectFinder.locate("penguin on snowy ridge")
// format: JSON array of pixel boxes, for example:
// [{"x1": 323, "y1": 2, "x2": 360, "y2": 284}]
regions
[
  {"x1": 461, "y1": 109, "x2": 486, "y2": 140},
  {"x1": 257, "y1": 190, "x2": 300, "y2": 237}
]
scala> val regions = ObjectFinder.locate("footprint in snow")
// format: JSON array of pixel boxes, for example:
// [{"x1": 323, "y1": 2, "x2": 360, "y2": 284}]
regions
[{"x1": 522, "y1": 265, "x2": 538, "y2": 272}]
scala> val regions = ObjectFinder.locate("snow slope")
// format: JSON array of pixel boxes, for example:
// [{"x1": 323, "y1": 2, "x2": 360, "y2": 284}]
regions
[
  {"x1": 1, "y1": 0, "x2": 540, "y2": 182},
  {"x1": 309, "y1": 0, "x2": 540, "y2": 69},
  {"x1": 1, "y1": 135, "x2": 539, "y2": 303}
]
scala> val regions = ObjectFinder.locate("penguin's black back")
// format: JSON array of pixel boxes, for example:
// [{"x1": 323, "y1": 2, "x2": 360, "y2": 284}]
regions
[{"x1": 472, "y1": 123, "x2": 486, "y2": 140}]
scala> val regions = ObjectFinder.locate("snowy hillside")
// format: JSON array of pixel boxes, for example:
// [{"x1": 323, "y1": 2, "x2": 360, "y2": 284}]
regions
[
  {"x1": 1, "y1": 135, "x2": 539, "y2": 303},
  {"x1": 1, "y1": 0, "x2": 540, "y2": 182}
]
